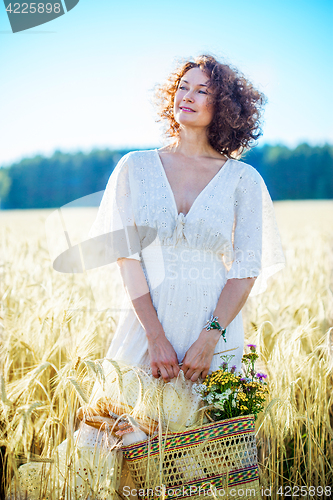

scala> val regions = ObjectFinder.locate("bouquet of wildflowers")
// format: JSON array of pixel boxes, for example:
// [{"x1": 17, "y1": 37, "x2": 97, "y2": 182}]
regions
[{"x1": 196, "y1": 344, "x2": 269, "y2": 421}]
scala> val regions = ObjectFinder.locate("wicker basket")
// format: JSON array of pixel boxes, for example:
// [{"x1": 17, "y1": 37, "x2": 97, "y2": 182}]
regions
[{"x1": 121, "y1": 414, "x2": 260, "y2": 500}]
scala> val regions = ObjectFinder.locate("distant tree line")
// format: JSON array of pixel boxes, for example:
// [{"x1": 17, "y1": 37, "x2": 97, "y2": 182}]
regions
[
  {"x1": 244, "y1": 143, "x2": 333, "y2": 201},
  {"x1": 0, "y1": 143, "x2": 332, "y2": 209}
]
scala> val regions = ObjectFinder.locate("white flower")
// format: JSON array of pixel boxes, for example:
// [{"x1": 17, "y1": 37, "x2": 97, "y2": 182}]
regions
[
  {"x1": 215, "y1": 400, "x2": 226, "y2": 410},
  {"x1": 192, "y1": 383, "x2": 206, "y2": 395},
  {"x1": 216, "y1": 393, "x2": 227, "y2": 401},
  {"x1": 206, "y1": 394, "x2": 214, "y2": 404}
]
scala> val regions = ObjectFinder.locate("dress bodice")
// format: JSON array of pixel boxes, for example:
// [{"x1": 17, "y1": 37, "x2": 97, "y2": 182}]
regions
[
  {"x1": 124, "y1": 149, "x2": 284, "y2": 295},
  {"x1": 88, "y1": 148, "x2": 285, "y2": 296}
]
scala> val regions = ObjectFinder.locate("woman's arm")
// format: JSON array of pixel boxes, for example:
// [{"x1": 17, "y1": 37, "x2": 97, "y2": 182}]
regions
[
  {"x1": 117, "y1": 258, "x2": 180, "y2": 382},
  {"x1": 181, "y1": 277, "x2": 256, "y2": 382}
]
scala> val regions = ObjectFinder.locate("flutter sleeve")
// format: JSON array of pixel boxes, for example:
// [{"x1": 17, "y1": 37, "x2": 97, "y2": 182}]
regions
[
  {"x1": 88, "y1": 152, "x2": 141, "y2": 263},
  {"x1": 226, "y1": 164, "x2": 285, "y2": 296}
]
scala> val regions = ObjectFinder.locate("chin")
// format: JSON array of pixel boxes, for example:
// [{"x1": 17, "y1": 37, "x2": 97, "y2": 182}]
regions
[{"x1": 178, "y1": 116, "x2": 198, "y2": 125}]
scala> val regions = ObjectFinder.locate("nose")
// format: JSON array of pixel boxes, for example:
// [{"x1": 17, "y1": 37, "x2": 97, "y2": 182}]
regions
[{"x1": 182, "y1": 90, "x2": 194, "y2": 102}]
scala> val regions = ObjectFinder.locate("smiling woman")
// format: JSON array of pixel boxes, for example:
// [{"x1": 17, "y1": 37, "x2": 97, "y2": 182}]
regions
[
  {"x1": 85, "y1": 54, "x2": 284, "y2": 408},
  {"x1": 154, "y1": 54, "x2": 266, "y2": 157}
]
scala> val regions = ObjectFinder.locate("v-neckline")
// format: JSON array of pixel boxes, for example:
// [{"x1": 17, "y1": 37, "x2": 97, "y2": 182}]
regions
[{"x1": 154, "y1": 149, "x2": 231, "y2": 218}]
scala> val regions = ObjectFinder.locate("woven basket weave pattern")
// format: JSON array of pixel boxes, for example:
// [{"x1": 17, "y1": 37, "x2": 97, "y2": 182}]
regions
[{"x1": 122, "y1": 415, "x2": 260, "y2": 500}]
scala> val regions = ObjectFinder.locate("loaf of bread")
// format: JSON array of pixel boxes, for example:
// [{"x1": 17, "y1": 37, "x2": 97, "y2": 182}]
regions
[
  {"x1": 76, "y1": 406, "x2": 119, "y2": 432},
  {"x1": 77, "y1": 397, "x2": 159, "y2": 435},
  {"x1": 95, "y1": 398, "x2": 159, "y2": 435}
]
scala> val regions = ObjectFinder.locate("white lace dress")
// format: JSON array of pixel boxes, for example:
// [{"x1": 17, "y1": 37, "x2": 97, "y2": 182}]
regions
[
  {"x1": 89, "y1": 149, "x2": 285, "y2": 378},
  {"x1": 9, "y1": 149, "x2": 285, "y2": 500}
]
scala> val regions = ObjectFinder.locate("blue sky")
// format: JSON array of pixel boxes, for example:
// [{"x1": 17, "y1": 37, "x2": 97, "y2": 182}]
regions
[{"x1": 0, "y1": 0, "x2": 332, "y2": 166}]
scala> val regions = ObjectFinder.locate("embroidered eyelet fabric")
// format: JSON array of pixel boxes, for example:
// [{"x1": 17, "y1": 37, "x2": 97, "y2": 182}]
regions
[{"x1": 8, "y1": 149, "x2": 285, "y2": 499}]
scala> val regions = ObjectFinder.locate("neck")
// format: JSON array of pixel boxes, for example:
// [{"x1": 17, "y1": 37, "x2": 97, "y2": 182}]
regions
[{"x1": 171, "y1": 127, "x2": 220, "y2": 158}]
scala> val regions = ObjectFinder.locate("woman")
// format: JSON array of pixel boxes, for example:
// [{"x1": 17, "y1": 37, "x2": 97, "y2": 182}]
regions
[
  {"x1": 88, "y1": 54, "x2": 284, "y2": 387},
  {"x1": 9, "y1": 54, "x2": 285, "y2": 500}
]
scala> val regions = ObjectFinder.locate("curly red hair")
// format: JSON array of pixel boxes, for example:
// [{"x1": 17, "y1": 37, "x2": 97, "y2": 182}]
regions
[{"x1": 153, "y1": 54, "x2": 266, "y2": 157}]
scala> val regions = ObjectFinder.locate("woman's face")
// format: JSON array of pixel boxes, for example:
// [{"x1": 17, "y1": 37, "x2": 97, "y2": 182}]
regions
[{"x1": 173, "y1": 67, "x2": 214, "y2": 129}]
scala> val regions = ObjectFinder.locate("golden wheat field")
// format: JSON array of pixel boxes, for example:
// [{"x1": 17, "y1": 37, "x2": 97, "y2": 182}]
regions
[{"x1": 0, "y1": 200, "x2": 333, "y2": 499}]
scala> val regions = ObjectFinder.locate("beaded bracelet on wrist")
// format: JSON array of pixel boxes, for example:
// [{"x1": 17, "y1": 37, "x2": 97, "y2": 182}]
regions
[{"x1": 203, "y1": 314, "x2": 227, "y2": 342}]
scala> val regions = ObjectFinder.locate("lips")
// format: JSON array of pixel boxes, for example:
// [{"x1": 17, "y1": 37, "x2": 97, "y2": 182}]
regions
[{"x1": 180, "y1": 106, "x2": 195, "y2": 112}]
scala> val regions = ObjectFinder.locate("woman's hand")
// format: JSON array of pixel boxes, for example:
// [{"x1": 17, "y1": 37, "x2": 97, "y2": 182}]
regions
[
  {"x1": 181, "y1": 278, "x2": 256, "y2": 382},
  {"x1": 147, "y1": 332, "x2": 181, "y2": 383},
  {"x1": 181, "y1": 329, "x2": 220, "y2": 382},
  {"x1": 117, "y1": 258, "x2": 180, "y2": 383}
]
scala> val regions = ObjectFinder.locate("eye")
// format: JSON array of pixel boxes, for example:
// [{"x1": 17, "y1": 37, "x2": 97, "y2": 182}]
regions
[
  {"x1": 199, "y1": 90, "x2": 208, "y2": 94},
  {"x1": 178, "y1": 85, "x2": 186, "y2": 90}
]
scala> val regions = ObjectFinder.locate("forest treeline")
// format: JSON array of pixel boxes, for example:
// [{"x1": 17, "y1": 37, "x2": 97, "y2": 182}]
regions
[{"x1": 0, "y1": 143, "x2": 332, "y2": 209}]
